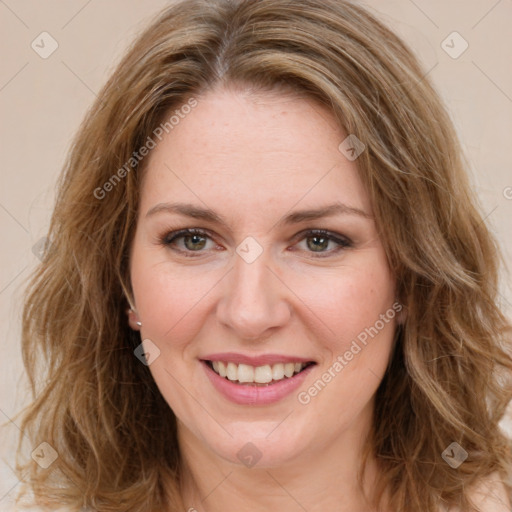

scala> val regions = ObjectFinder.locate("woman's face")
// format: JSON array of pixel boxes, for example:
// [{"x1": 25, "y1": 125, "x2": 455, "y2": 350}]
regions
[{"x1": 129, "y1": 86, "x2": 399, "y2": 468}]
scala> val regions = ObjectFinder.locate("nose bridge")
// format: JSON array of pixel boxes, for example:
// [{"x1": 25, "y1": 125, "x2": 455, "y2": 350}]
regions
[{"x1": 217, "y1": 247, "x2": 290, "y2": 339}]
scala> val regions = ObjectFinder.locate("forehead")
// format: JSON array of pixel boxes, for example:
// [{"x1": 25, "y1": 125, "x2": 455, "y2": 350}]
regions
[{"x1": 139, "y1": 86, "x2": 372, "y2": 218}]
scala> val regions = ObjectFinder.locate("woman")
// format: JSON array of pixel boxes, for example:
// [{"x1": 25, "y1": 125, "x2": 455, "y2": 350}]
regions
[{"x1": 17, "y1": 0, "x2": 512, "y2": 510}]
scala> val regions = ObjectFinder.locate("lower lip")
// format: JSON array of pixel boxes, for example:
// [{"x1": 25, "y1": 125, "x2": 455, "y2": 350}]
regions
[{"x1": 202, "y1": 361, "x2": 315, "y2": 405}]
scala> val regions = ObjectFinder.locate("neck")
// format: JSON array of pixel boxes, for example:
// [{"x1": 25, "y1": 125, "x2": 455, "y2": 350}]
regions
[{"x1": 177, "y1": 407, "x2": 384, "y2": 512}]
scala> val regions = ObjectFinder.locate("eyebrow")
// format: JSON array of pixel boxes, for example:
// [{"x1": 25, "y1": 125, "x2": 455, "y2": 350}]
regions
[{"x1": 145, "y1": 201, "x2": 373, "y2": 225}]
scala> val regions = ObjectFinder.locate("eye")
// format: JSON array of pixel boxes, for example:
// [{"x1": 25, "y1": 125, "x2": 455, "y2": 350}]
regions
[
  {"x1": 293, "y1": 229, "x2": 352, "y2": 256},
  {"x1": 159, "y1": 227, "x2": 351, "y2": 258},
  {"x1": 161, "y1": 228, "x2": 219, "y2": 254}
]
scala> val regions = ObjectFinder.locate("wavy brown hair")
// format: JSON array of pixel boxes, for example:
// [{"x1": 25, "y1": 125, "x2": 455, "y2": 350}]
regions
[{"x1": 16, "y1": 0, "x2": 512, "y2": 510}]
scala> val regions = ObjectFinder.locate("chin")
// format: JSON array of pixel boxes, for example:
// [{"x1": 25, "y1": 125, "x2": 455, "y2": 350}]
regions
[{"x1": 201, "y1": 419, "x2": 315, "y2": 469}]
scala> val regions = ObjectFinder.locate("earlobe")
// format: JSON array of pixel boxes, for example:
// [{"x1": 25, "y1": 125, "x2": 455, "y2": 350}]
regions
[
  {"x1": 127, "y1": 308, "x2": 142, "y2": 330},
  {"x1": 394, "y1": 299, "x2": 407, "y2": 326},
  {"x1": 397, "y1": 305, "x2": 407, "y2": 325}
]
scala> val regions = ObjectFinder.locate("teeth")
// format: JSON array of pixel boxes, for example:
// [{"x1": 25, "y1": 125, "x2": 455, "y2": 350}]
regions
[
  {"x1": 238, "y1": 364, "x2": 254, "y2": 383},
  {"x1": 284, "y1": 363, "x2": 295, "y2": 378},
  {"x1": 254, "y1": 365, "x2": 273, "y2": 384},
  {"x1": 218, "y1": 361, "x2": 227, "y2": 378},
  {"x1": 226, "y1": 362, "x2": 237, "y2": 381},
  {"x1": 210, "y1": 360, "x2": 309, "y2": 384},
  {"x1": 272, "y1": 363, "x2": 284, "y2": 380}
]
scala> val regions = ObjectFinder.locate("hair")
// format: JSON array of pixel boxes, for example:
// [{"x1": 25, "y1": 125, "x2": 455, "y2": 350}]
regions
[{"x1": 16, "y1": 0, "x2": 512, "y2": 511}]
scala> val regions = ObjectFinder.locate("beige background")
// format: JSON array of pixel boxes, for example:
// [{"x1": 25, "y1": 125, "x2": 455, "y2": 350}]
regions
[{"x1": 1, "y1": 0, "x2": 511, "y2": 508}]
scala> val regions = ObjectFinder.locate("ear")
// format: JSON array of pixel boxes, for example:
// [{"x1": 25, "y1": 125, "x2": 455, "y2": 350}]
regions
[
  {"x1": 396, "y1": 304, "x2": 407, "y2": 325},
  {"x1": 127, "y1": 308, "x2": 142, "y2": 331}
]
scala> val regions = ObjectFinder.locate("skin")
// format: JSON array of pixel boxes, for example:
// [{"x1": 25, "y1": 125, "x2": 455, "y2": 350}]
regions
[{"x1": 128, "y1": 84, "x2": 402, "y2": 512}]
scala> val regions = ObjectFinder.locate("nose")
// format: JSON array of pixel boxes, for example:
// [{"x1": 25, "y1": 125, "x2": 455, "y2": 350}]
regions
[{"x1": 216, "y1": 249, "x2": 291, "y2": 341}]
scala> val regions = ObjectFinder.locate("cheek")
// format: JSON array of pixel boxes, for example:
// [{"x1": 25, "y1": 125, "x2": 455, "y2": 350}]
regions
[
  {"x1": 293, "y1": 265, "x2": 397, "y2": 422},
  {"x1": 288, "y1": 261, "x2": 396, "y2": 353},
  {"x1": 130, "y1": 250, "x2": 220, "y2": 349}
]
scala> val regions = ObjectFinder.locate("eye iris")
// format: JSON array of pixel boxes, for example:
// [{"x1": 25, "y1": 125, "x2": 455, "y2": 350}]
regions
[
  {"x1": 184, "y1": 234, "x2": 207, "y2": 250},
  {"x1": 307, "y1": 236, "x2": 329, "y2": 252}
]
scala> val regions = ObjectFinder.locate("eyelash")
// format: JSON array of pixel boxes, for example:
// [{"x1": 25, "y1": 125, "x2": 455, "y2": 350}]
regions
[{"x1": 159, "y1": 228, "x2": 352, "y2": 258}]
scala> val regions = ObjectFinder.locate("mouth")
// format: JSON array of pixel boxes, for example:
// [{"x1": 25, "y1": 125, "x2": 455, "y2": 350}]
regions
[{"x1": 203, "y1": 360, "x2": 316, "y2": 386}]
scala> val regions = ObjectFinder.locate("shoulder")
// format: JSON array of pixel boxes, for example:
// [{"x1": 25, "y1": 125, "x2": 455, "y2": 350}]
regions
[{"x1": 450, "y1": 472, "x2": 511, "y2": 512}]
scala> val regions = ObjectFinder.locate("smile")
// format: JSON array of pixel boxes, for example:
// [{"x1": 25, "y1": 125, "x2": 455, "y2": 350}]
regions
[
  {"x1": 201, "y1": 354, "x2": 317, "y2": 405},
  {"x1": 206, "y1": 360, "x2": 314, "y2": 385}
]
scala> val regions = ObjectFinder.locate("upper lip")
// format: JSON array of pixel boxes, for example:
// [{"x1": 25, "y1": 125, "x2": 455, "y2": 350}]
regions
[{"x1": 201, "y1": 352, "x2": 316, "y2": 366}]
